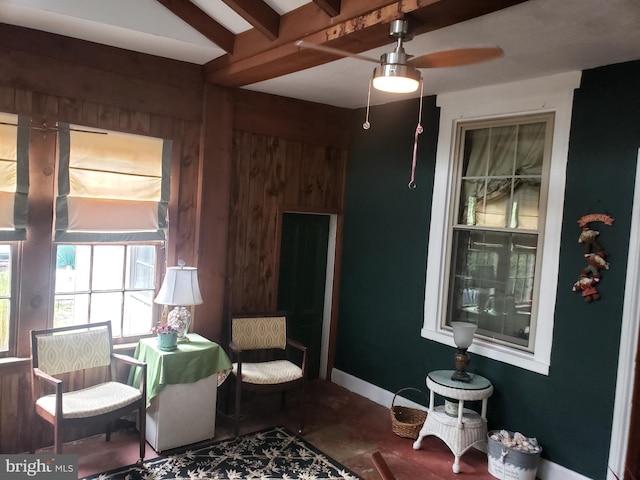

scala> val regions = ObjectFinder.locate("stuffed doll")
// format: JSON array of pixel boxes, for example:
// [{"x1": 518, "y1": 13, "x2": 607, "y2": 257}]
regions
[
  {"x1": 585, "y1": 252, "x2": 609, "y2": 272},
  {"x1": 579, "y1": 225, "x2": 609, "y2": 274},
  {"x1": 579, "y1": 226, "x2": 605, "y2": 255},
  {"x1": 572, "y1": 269, "x2": 601, "y2": 302}
]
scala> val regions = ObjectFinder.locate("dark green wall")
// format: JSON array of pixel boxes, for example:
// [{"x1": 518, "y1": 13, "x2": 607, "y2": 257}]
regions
[{"x1": 337, "y1": 60, "x2": 640, "y2": 480}]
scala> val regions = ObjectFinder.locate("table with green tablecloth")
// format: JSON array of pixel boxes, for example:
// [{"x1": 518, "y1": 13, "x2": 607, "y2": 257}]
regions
[{"x1": 129, "y1": 332, "x2": 231, "y2": 452}]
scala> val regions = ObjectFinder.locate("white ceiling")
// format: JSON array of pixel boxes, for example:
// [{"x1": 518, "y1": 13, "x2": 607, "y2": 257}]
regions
[{"x1": 1, "y1": 0, "x2": 639, "y2": 109}]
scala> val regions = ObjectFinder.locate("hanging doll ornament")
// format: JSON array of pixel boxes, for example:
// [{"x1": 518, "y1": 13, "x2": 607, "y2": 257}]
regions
[
  {"x1": 572, "y1": 268, "x2": 601, "y2": 302},
  {"x1": 579, "y1": 226, "x2": 610, "y2": 274},
  {"x1": 572, "y1": 213, "x2": 614, "y2": 302}
]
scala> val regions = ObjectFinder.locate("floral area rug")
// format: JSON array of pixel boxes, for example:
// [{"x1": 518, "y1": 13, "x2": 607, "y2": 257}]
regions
[{"x1": 82, "y1": 425, "x2": 362, "y2": 479}]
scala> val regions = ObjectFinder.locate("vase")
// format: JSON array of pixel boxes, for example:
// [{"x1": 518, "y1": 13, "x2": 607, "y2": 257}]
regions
[{"x1": 157, "y1": 332, "x2": 178, "y2": 351}]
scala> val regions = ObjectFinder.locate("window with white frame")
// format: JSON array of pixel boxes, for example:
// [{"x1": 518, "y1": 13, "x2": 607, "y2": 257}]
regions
[
  {"x1": 447, "y1": 114, "x2": 553, "y2": 350},
  {"x1": 52, "y1": 124, "x2": 171, "y2": 340},
  {"x1": 422, "y1": 72, "x2": 582, "y2": 375}
]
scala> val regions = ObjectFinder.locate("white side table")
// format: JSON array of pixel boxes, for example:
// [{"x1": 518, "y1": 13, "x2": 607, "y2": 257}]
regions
[
  {"x1": 129, "y1": 333, "x2": 232, "y2": 452},
  {"x1": 413, "y1": 370, "x2": 493, "y2": 473}
]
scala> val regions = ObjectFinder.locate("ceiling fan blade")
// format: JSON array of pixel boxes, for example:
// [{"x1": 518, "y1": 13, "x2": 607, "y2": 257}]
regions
[
  {"x1": 410, "y1": 47, "x2": 504, "y2": 68},
  {"x1": 294, "y1": 40, "x2": 380, "y2": 64}
]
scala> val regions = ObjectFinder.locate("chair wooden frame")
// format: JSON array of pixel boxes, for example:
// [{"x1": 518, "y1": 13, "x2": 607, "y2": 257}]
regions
[
  {"x1": 30, "y1": 322, "x2": 147, "y2": 462},
  {"x1": 229, "y1": 313, "x2": 307, "y2": 437}
]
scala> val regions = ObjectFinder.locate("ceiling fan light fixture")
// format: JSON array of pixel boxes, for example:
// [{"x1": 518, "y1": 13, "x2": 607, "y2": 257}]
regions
[{"x1": 372, "y1": 63, "x2": 421, "y2": 93}]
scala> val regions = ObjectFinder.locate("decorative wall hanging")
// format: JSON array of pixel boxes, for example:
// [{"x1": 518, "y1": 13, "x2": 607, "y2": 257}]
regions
[{"x1": 572, "y1": 213, "x2": 614, "y2": 302}]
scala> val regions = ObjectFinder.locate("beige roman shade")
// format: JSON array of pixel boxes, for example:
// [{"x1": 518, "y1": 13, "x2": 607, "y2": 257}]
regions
[
  {"x1": 0, "y1": 112, "x2": 28, "y2": 241},
  {"x1": 55, "y1": 124, "x2": 171, "y2": 242}
]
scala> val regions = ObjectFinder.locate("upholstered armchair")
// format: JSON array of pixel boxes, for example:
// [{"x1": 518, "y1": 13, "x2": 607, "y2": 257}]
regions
[
  {"x1": 30, "y1": 321, "x2": 147, "y2": 462},
  {"x1": 229, "y1": 314, "x2": 307, "y2": 436}
]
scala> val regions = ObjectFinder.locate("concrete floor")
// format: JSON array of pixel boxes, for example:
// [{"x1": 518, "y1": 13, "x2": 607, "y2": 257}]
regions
[{"x1": 49, "y1": 379, "x2": 496, "y2": 479}]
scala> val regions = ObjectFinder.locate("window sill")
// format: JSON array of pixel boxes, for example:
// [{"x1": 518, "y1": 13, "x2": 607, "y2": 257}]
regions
[
  {"x1": 0, "y1": 356, "x2": 31, "y2": 374},
  {"x1": 421, "y1": 327, "x2": 550, "y2": 375},
  {"x1": 114, "y1": 341, "x2": 141, "y2": 354}
]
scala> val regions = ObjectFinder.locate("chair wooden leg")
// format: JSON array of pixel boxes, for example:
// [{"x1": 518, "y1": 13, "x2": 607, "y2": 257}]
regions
[
  {"x1": 54, "y1": 421, "x2": 62, "y2": 454},
  {"x1": 298, "y1": 382, "x2": 305, "y2": 434},
  {"x1": 30, "y1": 417, "x2": 37, "y2": 454},
  {"x1": 138, "y1": 405, "x2": 146, "y2": 463},
  {"x1": 105, "y1": 421, "x2": 112, "y2": 442},
  {"x1": 234, "y1": 378, "x2": 241, "y2": 437}
]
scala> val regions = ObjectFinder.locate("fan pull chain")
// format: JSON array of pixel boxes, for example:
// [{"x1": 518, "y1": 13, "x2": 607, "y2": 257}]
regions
[
  {"x1": 363, "y1": 76, "x2": 372, "y2": 130},
  {"x1": 408, "y1": 80, "x2": 424, "y2": 189}
]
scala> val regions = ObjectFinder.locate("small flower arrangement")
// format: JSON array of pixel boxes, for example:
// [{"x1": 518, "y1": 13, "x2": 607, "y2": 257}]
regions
[{"x1": 151, "y1": 323, "x2": 179, "y2": 335}]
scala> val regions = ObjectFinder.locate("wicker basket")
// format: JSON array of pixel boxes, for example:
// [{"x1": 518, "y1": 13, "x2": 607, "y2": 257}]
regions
[{"x1": 390, "y1": 388, "x2": 427, "y2": 439}]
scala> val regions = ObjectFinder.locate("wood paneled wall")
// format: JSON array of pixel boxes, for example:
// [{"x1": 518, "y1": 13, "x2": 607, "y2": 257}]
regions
[
  {"x1": 0, "y1": 85, "x2": 203, "y2": 454},
  {"x1": 0, "y1": 23, "x2": 352, "y2": 455},
  {"x1": 226, "y1": 131, "x2": 348, "y2": 314},
  {"x1": 0, "y1": 87, "x2": 202, "y2": 356},
  {"x1": 0, "y1": 24, "x2": 205, "y2": 454}
]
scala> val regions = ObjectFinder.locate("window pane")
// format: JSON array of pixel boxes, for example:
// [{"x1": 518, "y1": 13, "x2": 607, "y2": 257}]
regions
[
  {"x1": 447, "y1": 229, "x2": 536, "y2": 348},
  {"x1": 55, "y1": 245, "x2": 91, "y2": 294},
  {"x1": 0, "y1": 244, "x2": 10, "y2": 296},
  {"x1": 124, "y1": 290, "x2": 154, "y2": 336},
  {"x1": 90, "y1": 292, "x2": 123, "y2": 334},
  {"x1": 459, "y1": 122, "x2": 545, "y2": 230},
  {"x1": 126, "y1": 245, "x2": 156, "y2": 289},
  {"x1": 92, "y1": 245, "x2": 125, "y2": 290},
  {"x1": 53, "y1": 293, "x2": 89, "y2": 327},
  {"x1": 0, "y1": 299, "x2": 8, "y2": 351},
  {"x1": 0, "y1": 244, "x2": 11, "y2": 352}
]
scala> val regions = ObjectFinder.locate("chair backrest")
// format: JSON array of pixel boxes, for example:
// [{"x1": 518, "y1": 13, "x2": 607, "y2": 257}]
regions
[
  {"x1": 31, "y1": 322, "x2": 113, "y2": 376},
  {"x1": 231, "y1": 315, "x2": 287, "y2": 351}
]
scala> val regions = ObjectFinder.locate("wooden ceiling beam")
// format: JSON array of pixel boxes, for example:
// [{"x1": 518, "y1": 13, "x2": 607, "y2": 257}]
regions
[
  {"x1": 207, "y1": 0, "x2": 398, "y2": 67},
  {"x1": 313, "y1": 0, "x2": 341, "y2": 17},
  {"x1": 222, "y1": 0, "x2": 280, "y2": 41},
  {"x1": 155, "y1": 0, "x2": 235, "y2": 54},
  {"x1": 205, "y1": 0, "x2": 528, "y2": 87},
  {"x1": 205, "y1": 0, "x2": 408, "y2": 86}
]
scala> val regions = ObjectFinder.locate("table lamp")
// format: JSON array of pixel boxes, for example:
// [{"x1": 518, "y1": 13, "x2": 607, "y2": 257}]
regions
[
  {"x1": 154, "y1": 260, "x2": 203, "y2": 341},
  {"x1": 451, "y1": 321, "x2": 478, "y2": 382}
]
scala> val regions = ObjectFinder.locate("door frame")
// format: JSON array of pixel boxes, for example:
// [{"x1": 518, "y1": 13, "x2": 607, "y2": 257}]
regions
[
  {"x1": 275, "y1": 209, "x2": 340, "y2": 381},
  {"x1": 607, "y1": 148, "x2": 640, "y2": 479}
]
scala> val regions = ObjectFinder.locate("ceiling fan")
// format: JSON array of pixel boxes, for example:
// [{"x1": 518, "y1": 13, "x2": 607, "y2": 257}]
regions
[
  {"x1": 297, "y1": 19, "x2": 503, "y2": 190},
  {"x1": 295, "y1": 18, "x2": 504, "y2": 94}
]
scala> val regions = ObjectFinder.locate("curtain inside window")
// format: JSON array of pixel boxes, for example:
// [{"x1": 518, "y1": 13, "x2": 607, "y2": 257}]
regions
[
  {"x1": 460, "y1": 122, "x2": 546, "y2": 230},
  {"x1": 0, "y1": 112, "x2": 28, "y2": 241},
  {"x1": 55, "y1": 124, "x2": 171, "y2": 242}
]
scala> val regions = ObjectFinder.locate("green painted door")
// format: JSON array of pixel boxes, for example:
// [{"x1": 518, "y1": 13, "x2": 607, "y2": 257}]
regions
[{"x1": 277, "y1": 213, "x2": 330, "y2": 380}]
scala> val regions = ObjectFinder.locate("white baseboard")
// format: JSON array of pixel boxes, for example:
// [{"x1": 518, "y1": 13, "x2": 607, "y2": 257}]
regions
[{"x1": 331, "y1": 368, "x2": 591, "y2": 480}]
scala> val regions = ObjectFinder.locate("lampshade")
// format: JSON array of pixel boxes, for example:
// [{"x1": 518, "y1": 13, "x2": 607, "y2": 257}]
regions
[
  {"x1": 372, "y1": 63, "x2": 421, "y2": 93},
  {"x1": 451, "y1": 322, "x2": 477, "y2": 349},
  {"x1": 154, "y1": 264, "x2": 203, "y2": 306}
]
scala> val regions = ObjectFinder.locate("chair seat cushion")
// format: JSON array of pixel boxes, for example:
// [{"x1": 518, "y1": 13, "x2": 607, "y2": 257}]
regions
[
  {"x1": 36, "y1": 381, "x2": 143, "y2": 419},
  {"x1": 232, "y1": 360, "x2": 303, "y2": 385}
]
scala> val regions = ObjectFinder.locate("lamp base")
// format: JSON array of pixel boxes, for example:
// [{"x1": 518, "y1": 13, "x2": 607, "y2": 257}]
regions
[
  {"x1": 451, "y1": 369, "x2": 472, "y2": 382},
  {"x1": 167, "y1": 306, "x2": 191, "y2": 341},
  {"x1": 452, "y1": 349, "x2": 472, "y2": 382}
]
